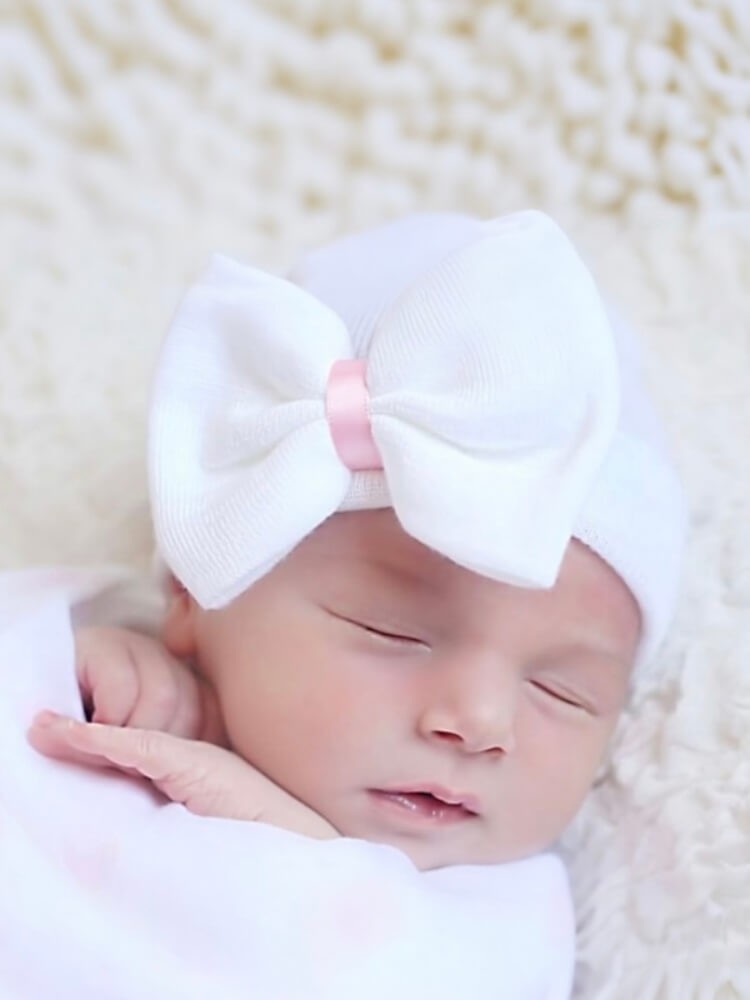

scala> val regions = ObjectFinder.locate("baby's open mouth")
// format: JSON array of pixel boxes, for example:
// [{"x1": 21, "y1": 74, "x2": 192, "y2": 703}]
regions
[{"x1": 369, "y1": 787, "x2": 479, "y2": 823}]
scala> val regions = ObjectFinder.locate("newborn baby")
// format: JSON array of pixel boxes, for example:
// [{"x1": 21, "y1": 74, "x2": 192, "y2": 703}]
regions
[
  {"x1": 31, "y1": 509, "x2": 641, "y2": 873},
  {"x1": 22, "y1": 210, "x2": 685, "y2": 997}
]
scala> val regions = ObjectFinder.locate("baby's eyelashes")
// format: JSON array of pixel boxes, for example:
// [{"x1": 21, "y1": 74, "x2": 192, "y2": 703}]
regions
[
  {"x1": 358, "y1": 622, "x2": 429, "y2": 648},
  {"x1": 326, "y1": 607, "x2": 430, "y2": 650},
  {"x1": 527, "y1": 679, "x2": 594, "y2": 714}
]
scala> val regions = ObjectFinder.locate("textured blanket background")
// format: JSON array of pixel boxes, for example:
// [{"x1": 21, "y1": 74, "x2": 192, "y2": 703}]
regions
[{"x1": 1, "y1": 1, "x2": 749, "y2": 997}]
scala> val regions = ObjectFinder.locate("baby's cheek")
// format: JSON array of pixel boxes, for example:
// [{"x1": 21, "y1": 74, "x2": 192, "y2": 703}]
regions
[{"x1": 516, "y1": 718, "x2": 604, "y2": 828}]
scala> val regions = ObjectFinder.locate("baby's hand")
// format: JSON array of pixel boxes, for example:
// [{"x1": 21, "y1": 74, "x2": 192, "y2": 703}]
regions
[
  {"x1": 75, "y1": 626, "x2": 226, "y2": 744},
  {"x1": 27, "y1": 713, "x2": 338, "y2": 840}
]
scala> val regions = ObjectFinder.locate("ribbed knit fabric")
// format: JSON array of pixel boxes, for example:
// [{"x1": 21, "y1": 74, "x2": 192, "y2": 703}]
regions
[
  {"x1": 150, "y1": 210, "x2": 685, "y2": 669},
  {"x1": 292, "y1": 211, "x2": 687, "y2": 666}
]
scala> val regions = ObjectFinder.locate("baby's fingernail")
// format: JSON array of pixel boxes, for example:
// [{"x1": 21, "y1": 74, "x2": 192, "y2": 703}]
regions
[
  {"x1": 32, "y1": 711, "x2": 81, "y2": 734},
  {"x1": 33, "y1": 710, "x2": 62, "y2": 727}
]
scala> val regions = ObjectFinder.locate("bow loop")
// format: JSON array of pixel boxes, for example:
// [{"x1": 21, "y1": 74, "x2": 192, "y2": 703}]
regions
[
  {"x1": 361, "y1": 212, "x2": 620, "y2": 584},
  {"x1": 150, "y1": 255, "x2": 353, "y2": 608}
]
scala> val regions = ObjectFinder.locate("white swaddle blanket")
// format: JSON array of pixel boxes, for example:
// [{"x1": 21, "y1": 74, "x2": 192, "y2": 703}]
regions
[{"x1": 0, "y1": 575, "x2": 575, "y2": 1000}]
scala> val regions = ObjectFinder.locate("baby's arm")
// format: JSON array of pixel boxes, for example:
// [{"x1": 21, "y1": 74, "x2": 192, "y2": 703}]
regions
[{"x1": 28, "y1": 712, "x2": 338, "y2": 840}]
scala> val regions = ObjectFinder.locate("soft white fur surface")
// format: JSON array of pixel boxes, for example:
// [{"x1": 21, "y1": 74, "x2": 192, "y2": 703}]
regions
[{"x1": 1, "y1": 2, "x2": 749, "y2": 997}]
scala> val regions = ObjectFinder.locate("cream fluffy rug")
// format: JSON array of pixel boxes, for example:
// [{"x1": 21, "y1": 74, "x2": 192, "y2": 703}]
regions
[{"x1": 1, "y1": 1, "x2": 749, "y2": 996}]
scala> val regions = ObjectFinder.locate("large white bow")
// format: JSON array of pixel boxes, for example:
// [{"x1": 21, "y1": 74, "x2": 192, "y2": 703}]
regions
[{"x1": 150, "y1": 212, "x2": 620, "y2": 609}]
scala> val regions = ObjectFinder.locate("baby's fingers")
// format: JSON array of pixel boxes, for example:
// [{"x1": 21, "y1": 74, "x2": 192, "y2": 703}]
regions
[
  {"x1": 29, "y1": 713, "x2": 253, "y2": 818},
  {"x1": 76, "y1": 635, "x2": 140, "y2": 727},
  {"x1": 27, "y1": 711, "x2": 140, "y2": 776},
  {"x1": 124, "y1": 646, "x2": 187, "y2": 735}
]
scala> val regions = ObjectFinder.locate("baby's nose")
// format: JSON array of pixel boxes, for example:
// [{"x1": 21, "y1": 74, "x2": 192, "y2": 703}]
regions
[{"x1": 417, "y1": 652, "x2": 518, "y2": 755}]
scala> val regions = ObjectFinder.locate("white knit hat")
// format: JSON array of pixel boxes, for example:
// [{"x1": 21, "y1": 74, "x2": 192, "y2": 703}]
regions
[
  {"x1": 149, "y1": 210, "x2": 686, "y2": 669},
  {"x1": 286, "y1": 211, "x2": 687, "y2": 667}
]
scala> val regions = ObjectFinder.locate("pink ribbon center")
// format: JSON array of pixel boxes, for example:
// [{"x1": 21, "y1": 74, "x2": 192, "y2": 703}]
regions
[{"x1": 325, "y1": 359, "x2": 382, "y2": 472}]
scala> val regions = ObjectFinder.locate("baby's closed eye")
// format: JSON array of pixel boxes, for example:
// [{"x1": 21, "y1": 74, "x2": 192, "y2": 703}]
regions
[
  {"x1": 528, "y1": 680, "x2": 590, "y2": 711},
  {"x1": 351, "y1": 617, "x2": 429, "y2": 646},
  {"x1": 325, "y1": 607, "x2": 430, "y2": 650}
]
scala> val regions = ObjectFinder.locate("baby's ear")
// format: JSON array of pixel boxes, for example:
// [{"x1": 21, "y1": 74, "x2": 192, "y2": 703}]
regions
[{"x1": 161, "y1": 575, "x2": 199, "y2": 658}]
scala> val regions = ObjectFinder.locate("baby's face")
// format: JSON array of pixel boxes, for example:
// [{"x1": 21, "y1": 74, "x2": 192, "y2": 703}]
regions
[{"x1": 165, "y1": 509, "x2": 640, "y2": 871}]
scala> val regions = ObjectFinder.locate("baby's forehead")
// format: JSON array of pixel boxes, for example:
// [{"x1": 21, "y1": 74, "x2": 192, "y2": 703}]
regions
[
  {"x1": 297, "y1": 510, "x2": 640, "y2": 660},
  {"x1": 300, "y1": 509, "x2": 459, "y2": 589}
]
